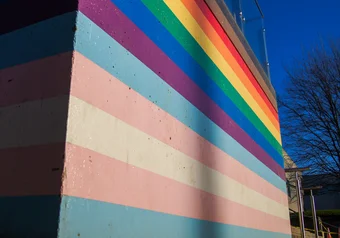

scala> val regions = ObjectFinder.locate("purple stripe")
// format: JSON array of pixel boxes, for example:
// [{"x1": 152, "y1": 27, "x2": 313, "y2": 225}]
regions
[{"x1": 78, "y1": 0, "x2": 285, "y2": 179}]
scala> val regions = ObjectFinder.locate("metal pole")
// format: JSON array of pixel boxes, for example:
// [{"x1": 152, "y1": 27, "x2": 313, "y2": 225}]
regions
[
  {"x1": 296, "y1": 171, "x2": 306, "y2": 238},
  {"x1": 238, "y1": 0, "x2": 244, "y2": 33},
  {"x1": 285, "y1": 167, "x2": 310, "y2": 238},
  {"x1": 303, "y1": 186, "x2": 322, "y2": 237},
  {"x1": 318, "y1": 217, "x2": 324, "y2": 238},
  {"x1": 253, "y1": 0, "x2": 264, "y2": 17},
  {"x1": 310, "y1": 190, "x2": 319, "y2": 238},
  {"x1": 261, "y1": 19, "x2": 271, "y2": 80}
]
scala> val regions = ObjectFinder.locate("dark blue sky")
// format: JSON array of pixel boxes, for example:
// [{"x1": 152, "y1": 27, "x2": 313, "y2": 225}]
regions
[{"x1": 259, "y1": 0, "x2": 340, "y2": 95}]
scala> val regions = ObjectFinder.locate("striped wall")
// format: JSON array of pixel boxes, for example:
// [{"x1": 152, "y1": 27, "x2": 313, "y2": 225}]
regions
[{"x1": 0, "y1": 0, "x2": 290, "y2": 237}]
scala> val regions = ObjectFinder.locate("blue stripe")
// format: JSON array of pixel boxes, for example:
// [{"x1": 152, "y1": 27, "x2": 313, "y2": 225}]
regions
[
  {"x1": 0, "y1": 12, "x2": 77, "y2": 69},
  {"x1": 58, "y1": 196, "x2": 291, "y2": 238},
  {"x1": 110, "y1": 0, "x2": 283, "y2": 167},
  {"x1": 0, "y1": 4, "x2": 283, "y2": 169},
  {"x1": 0, "y1": 196, "x2": 61, "y2": 238},
  {"x1": 74, "y1": 13, "x2": 286, "y2": 192},
  {"x1": 0, "y1": 12, "x2": 286, "y2": 191}
]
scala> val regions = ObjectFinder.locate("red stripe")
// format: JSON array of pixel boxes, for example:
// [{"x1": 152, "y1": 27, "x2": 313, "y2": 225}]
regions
[
  {"x1": 78, "y1": 0, "x2": 286, "y2": 179},
  {"x1": 195, "y1": 0, "x2": 278, "y2": 117}
]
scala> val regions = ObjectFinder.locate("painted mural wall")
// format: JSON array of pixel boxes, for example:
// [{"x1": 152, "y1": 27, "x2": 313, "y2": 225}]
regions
[{"x1": 0, "y1": 0, "x2": 290, "y2": 237}]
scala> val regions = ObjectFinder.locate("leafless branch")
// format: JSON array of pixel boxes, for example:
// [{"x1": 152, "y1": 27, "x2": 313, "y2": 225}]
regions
[{"x1": 279, "y1": 39, "x2": 340, "y2": 185}]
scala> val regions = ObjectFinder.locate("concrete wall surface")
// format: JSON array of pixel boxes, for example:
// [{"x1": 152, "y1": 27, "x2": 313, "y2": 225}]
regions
[
  {"x1": 284, "y1": 150, "x2": 299, "y2": 213},
  {"x1": 0, "y1": 0, "x2": 290, "y2": 237}
]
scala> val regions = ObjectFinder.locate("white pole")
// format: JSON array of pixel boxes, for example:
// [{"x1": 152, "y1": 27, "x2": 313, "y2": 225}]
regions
[{"x1": 296, "y1": 171, "x2": 306, "y2": 238}]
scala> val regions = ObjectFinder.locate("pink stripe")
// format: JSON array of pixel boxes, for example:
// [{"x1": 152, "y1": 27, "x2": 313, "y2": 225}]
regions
[
  {"x1": 0, "y1": 142, "x2": 289, "y2": 232},
  {"x1": 70, "y1": 52, "x2": 288, "y2": 206},
  {"x1": 63, "y1": 143, "x2": 291, "y2": 234},
  {"x1": 79, "y1": 0, "x2": 285, "y2": 179},
  {"x1": 0, "y1": 52, "x2": 287, "y2": 206},
  {"x1": 0, "y1": 143, "x2": 65, "y2": 196},
  {"x1": 0, "y1": 52, "x2": 72, "y2": 107}
]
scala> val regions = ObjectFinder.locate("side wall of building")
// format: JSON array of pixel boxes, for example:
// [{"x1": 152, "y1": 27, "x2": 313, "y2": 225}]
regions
[
  {"x1": 0, "y1": 0, "x2": 291, "y2": 237},
  {"x1": 284, "y1": 150, "x2": 299, "y2": 213},
  {"x1": 58, "y1": 1, "x2": 291, "y2": 237},
  {"x1": 0, "y1": 1, "x2": 78, "y2": 237}
]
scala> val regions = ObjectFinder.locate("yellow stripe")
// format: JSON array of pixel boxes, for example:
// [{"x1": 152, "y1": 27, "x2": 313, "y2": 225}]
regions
[
  {"x1": 66, "y1": 96, "x2": 289, "y2": 220},
  {"x1": 164, "y1": 0, "x2": 281, "y2": 142},
  {"x1": 181, "y1": 0, "x2": 279, "y2": 130}
]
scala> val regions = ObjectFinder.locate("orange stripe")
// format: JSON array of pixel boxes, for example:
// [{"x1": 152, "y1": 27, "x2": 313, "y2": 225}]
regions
[
  {"x1": 195, "y1": 0, "x2": 278, "y2": 115},
  {"x1": 182, "y1": 0, "x2": 279, "y2": 131}
]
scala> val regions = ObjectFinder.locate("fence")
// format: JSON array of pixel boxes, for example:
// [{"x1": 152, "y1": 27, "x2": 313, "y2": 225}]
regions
[{"x1": 223, "y1": 0, "x2": 270, "y2": 79}]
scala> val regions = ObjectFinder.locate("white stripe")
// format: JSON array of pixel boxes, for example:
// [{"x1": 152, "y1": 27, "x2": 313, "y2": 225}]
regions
[
  {"x1": 0, "y1": 96, "x2": 68, "y2": 149},
  {"x1": 66, "y1": 96, "x2": 289, "y2": 220}
]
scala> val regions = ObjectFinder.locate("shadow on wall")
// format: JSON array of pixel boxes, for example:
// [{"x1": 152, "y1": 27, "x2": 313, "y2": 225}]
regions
[
  {"x1": 0, "y1": 1, "x2": 78, "y2": 236},
  {"x1": 189, "y1": 4, "x2": 221, "y2": 238}
]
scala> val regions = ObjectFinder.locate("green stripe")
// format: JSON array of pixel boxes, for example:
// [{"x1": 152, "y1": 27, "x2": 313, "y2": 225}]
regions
[{"x1": 142, "y1": 0, "x2": 282, "y2": 155}]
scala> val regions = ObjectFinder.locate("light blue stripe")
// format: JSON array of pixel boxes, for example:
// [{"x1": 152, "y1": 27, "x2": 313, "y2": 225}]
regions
[
  {"x1": 0, "y1": 5, "x2": 283, "y2": 171},
  {"x1": 0, "y1": 12, "x2": 77, "y2": 69},
  {"x1": 111, "y1": 0, "x2": 283, "y2": 166},
  {"x1": 58, "y1": 196, "x2": 291, "y2": 238},
  {"x1": 74, "y1": 12, "x2": 286, "y2": 192},
  {"x1": 0, "y1": 196, "x2": 60, "y2": 238},
  {"x1": 0, "y1": 12, "x2": 286, "y2": 192}
]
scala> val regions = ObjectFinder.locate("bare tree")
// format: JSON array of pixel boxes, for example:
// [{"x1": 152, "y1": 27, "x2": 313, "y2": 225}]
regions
[{"x1": 279, "y1": 40, "x2": 340, "y2": 183}]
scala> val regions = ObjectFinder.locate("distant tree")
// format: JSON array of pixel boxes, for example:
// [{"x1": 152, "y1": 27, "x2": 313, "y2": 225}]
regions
[{"x1": 279, "y1": 40, "x2": 340, "y2": 183}]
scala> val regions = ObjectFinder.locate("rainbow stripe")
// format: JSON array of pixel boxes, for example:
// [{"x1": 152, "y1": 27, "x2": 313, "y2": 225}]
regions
[
  {"x1": 163, "y1": 0, "x2": 280, "y2": 136},
  {"x1": 0, "y1": 0, "x2": 290, "y2": 237}
]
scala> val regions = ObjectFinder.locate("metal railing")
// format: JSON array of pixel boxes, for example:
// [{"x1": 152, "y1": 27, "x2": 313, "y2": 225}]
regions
[{"x1": 223, "y1": 0, "x2": 270, "y2": 79}]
